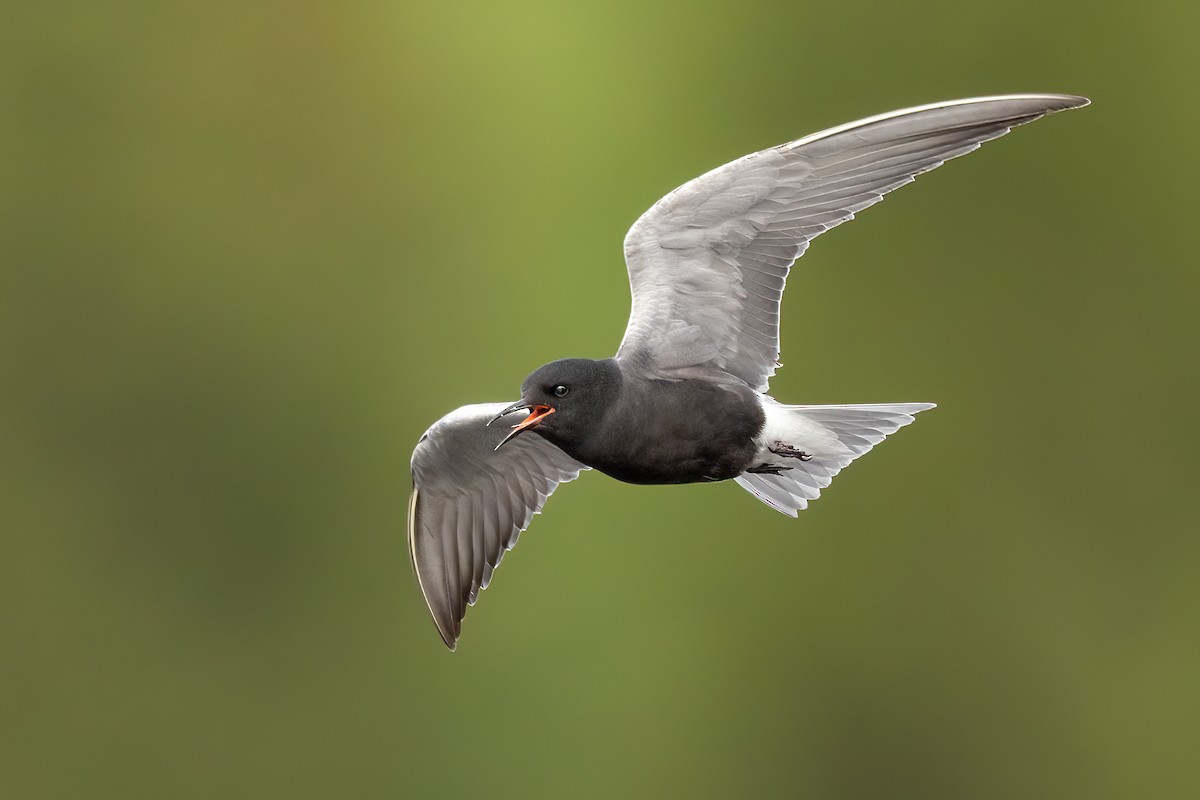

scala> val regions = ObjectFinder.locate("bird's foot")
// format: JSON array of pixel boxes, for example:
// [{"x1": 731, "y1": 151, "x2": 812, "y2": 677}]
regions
[{"x1": 769, "y1": 442, "x2": 813, "y2": 462}]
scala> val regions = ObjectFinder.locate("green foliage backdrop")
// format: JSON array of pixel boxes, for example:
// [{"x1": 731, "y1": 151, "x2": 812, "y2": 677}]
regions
[{"x1": 3, "y1": 2, "x2": 1197, "y2": 798}]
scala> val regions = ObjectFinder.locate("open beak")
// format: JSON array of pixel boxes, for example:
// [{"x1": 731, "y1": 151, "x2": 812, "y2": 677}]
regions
[
  {"x1": 487, "y1": 400, "x2": 530, "y2": 427},
  {"x1": 491, "y1": 402, "x2": 555, "y2": 451}
]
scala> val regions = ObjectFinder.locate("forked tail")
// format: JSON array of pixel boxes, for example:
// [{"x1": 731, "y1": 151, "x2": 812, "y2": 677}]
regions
[{"x1": 736, "y1": 403, "x2": 935, "y2": 517}]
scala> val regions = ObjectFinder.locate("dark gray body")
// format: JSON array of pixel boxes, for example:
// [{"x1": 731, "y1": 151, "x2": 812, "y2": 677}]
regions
[{"x1": 522, "y1": 359, "x2": 765, "y2": 485}]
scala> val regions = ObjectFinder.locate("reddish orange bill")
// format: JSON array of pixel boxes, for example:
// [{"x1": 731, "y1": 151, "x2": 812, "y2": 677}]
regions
[
  {"x1": 512, "y1": 405, "x2": 554, "y2": 431},
  {"x1": 494, "y1": 405, "x2": 555, "y2": 450}
]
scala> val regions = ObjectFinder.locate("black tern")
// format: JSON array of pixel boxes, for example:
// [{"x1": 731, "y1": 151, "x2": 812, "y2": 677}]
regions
[{"x1": 409, "y1": 93, "x2": 1089, "y2": 649}]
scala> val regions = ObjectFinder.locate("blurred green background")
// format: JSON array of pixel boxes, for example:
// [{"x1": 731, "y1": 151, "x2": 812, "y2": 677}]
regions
[{"x1": 3, "y1": 1, "x2": 1197, "y2": 798}]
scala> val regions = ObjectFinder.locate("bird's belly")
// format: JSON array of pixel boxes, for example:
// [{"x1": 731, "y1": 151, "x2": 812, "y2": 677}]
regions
[
  {"x1": 592, "y1": 454, "x2": 747, "y2": 485},
  {"x1": 579, "y1": 413, "x2": 761, "y2": 485}
]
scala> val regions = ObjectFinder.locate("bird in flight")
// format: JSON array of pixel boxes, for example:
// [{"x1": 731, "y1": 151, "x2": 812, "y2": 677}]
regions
[{"x1": 408, "y1": 94, "x2": 1089, "y2": 649}]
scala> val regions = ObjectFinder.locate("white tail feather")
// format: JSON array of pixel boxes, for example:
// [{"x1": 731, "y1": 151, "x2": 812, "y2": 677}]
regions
[{"x1": 735, "y1": 403, "x2": 935, "y2": 516}]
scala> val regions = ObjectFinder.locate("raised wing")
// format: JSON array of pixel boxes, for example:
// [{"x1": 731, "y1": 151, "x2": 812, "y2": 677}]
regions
[
  {"x1": 617, "y1": 94, "x2": 1089, "y2": 392},
  {"x1": 408, "y1": 403, "x2": 587, "y2": 649}
]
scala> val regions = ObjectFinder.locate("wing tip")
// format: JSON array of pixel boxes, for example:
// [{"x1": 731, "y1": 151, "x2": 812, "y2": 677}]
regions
[
  {"x1": 408, "y1": 485, "x2": 465, "y2": 651},
  {"x1": 431, "y1": 607, "x2": 461, "y2": 651},
  {"x1": 1045, "y1": 93, "x2": 1090, "y2": 110},
  {"x1": 429, "y1": 601, "x2": 462, "y2": 652},
  {"x1": 991, "y1": 92, "x2": 1089, "y2": 111},
  {"x1": 934, "y1": 92, "x2": 1091, "y2": 113},
  {"x1": 782, "y1": 92, "x2": 1091, "y2": 154}
]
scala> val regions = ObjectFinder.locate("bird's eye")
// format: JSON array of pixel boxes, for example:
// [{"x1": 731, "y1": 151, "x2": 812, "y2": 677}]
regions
[{"x1": 553, "y1": 385, "x2": 569, "y2": 398}]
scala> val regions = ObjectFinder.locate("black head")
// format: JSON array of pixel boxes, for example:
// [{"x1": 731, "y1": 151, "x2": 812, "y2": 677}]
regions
[{"x1": 491, "y1": 358, "x2": 621, "y2": 452}]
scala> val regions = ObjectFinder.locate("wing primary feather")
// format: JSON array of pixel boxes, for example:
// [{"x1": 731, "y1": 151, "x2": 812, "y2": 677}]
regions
[
  {"x1": 441, "y1": 498, "x2": 463, "y2": 641},
  {"x1": 467, "y1": 493, "x2": 486, "y2": 606}
]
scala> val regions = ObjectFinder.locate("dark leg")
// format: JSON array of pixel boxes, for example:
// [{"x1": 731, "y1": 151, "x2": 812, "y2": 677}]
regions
[{"x1": 747, "y1": 463, "x2": 792, "y2": 475}]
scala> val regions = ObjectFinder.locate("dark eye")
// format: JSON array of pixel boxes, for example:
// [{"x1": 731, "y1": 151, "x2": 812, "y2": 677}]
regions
[{"x1": 553, "y1": 385, "x2": 569, "y2": 398}]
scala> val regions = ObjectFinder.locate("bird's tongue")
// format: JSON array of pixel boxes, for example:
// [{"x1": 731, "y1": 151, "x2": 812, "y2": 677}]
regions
[{"x1": 513, "y1": 405, "x2": 554, "y2": 432}]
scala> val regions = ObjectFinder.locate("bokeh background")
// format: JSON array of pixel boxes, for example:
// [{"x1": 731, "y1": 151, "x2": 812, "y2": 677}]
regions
[{"x1": 4, "y1": 1, "x2": 1197, "y2": 798}]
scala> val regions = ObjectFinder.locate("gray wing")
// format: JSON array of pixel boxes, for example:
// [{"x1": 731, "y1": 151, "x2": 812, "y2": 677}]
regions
[
  {"x1": 617, "y1": 94, "x2": 1089, "y2": 392},
  {"x1": 408, "y1": 403, "x2": 588, "y2": 650}
]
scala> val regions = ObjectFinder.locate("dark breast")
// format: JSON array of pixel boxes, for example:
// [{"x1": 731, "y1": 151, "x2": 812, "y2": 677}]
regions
[{"x1": 573, "y1": 376, "x2": 764, "y2": 485}]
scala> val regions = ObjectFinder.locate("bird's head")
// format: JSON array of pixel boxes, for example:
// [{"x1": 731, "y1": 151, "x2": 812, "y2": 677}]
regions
[{"x1": 490, "y1": 358, "x2": 620, "y2": 451}]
